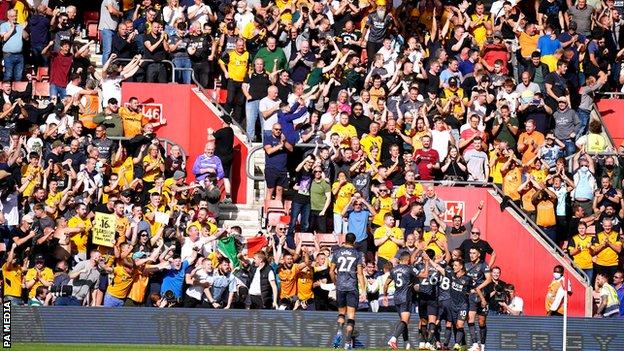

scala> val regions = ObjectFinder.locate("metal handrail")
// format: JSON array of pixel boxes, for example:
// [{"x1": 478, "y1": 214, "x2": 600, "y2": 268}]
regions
[
  {"x1": 488, "y1": 184, "x2": 590, "y2": 284},
  {"x1": 112, "y1": 58, "x2": 176, "y2": 83},
  {"x1": 245, "y1": 142, "x2": 329, "y2": 181}
]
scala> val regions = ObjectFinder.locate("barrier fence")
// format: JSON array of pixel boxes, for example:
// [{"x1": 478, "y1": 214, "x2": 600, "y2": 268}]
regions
[{"x1": 11, "y1": 307, "x2": 623, "y2": 350}]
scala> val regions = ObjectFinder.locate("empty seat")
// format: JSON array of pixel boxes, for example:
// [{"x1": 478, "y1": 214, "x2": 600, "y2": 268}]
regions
[
  {"x1": 11, "y1": 81, "x2": 28, "y2": 92},
  {"x1": 33, "y1": 81, "x2": 50, "y2": 98},
  {"x1": 36, "y1": 67, "x2": 49, "y2": 82},
  {"x1": 296, "y1": 232, "x2": 316, "y2": 248}
]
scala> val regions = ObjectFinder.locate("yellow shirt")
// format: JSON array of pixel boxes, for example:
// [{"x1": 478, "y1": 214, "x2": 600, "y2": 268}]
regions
[
  {"x1": 502, "y1": 167, "x2": 522, "y2": 201},
  {"x1": 374, "y1": 226, "x2": 403, "y2": 261},
  {"x1": 297, "y1": 267, "x2": 314, "y2": 301},
  {"x1": 330, "y1": 124, "x2": 358, "y2": 143},
  {"x1": 21, "y1": 164, "x2": 42, "y2": 197},
  {"x1": 112, "y1": 156, "x2": 134, "y2": 188},
  {"x1": 423, "y1": 231, "x2": 447, "y2": 257},
  {"x1": 278, "y1": 263, "x2": 303, "y2": 299},
  {"x1": 275, "y1": 0, "x2": 293, "y2": 22},
  {"x1": 395, "y1": 183, "x2": 424, "y2": 199},
  {"x1": 45, "y1": 191, "x2": 63, "y2": 213},
  {"x1": 68, "y1": 216, "x2": 92, "y2": 255},
  {"x1": 592, "y1": 231, "x2": 622, "y2": 267},
  {"x1": 568, "y1": 235, "x2": 594, "y2": 269},
  {"x1": 2, "y1": 263, "x2": 22, "y2": 297},
  {"x1": 219, "y1": 50, "x2": 250, "y2": 82},
  {"x1": 470, "y1": 13, "x2": 491, "y2": 47},
  {"x1": 372, "y1": 196, "x2": 394, "y2": 227},
  {"x1": 360, "y1": 135, "x2": 383, "y2": 160},
  {"x1": 332, "y1": 182, "x2": 356, "y2": 214},
  {"x1": 489, "y1": 151, "x2": 506, "y2": 184},
  {"x1": 119, "y1": 107, "x2": 147, "y2": 137},
  {"x1": 411, "y1": 131, "x2": 429, "y2": 151},
  {"x1": 535, "y1": 200, "x2": 556, "y2": 227},
  {"x1": 142, "y1": 154, "x2": 163, "y2": 183},
  {"x1": 25, "y1": 267, "x2": 54, "y2": 298},
  {"x1": 107, "y1": 265, "x2": 134, "y2": 299},
  {"x1": 14, "y1": 2, "x2": 28, "y2": 25},
  {"x1": 518, "y1": 32, "x2": 539, "y2": 58}
]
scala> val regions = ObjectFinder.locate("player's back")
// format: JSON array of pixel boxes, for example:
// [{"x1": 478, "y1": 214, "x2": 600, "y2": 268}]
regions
[
  {"x1": 416, "y1": 262, "x2": 438, "y2": 300},
  {"x1": 437, "y1": 264, "x2": 453, "y2": 303},
  {"x1": 390, "y1": 264, "x2": 417, "y2": 304},
  {"x1": 331, "y1": 246, "x2": 363, "y2": 292}
]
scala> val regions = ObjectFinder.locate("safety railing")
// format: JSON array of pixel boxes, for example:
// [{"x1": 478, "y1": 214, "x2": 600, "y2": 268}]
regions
[{"x1": 246, "y1": 142, "x2": 322, "y2": 181}]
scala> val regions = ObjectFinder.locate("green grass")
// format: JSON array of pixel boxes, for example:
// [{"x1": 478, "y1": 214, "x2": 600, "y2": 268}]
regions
[{"x1": 12, "y1": 344, "x2": 360, "y2": 351}]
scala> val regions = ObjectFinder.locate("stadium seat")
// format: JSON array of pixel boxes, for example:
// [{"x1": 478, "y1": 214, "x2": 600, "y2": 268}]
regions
[
  {"x1": 11, "y1": 81, "x2": 28, "y2": 93},
  {"x1": 317, "y1": 233, "x2": 343, "y2": 248},
  {"x1": 33, "y1": 81, "x2": 50, "y2": 98},
  {"x1": 87, "y1": 23, "x2": 99, "y2": 41},
  {"x1": 36, "y1": 67, "x2": 49, "y2": 82},
  {"x1": 295, "y1": 232, "x2": 316, "y2": 249},
  {"x1": 83, "y1": 11, "x2": 99, "y2": 26}
]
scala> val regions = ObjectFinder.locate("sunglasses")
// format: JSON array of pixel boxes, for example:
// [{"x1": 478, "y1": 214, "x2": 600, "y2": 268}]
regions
[
  {"x1": 273, "y1": 128, "x2": 282, "y2": 131},
  {"x1": 471, "y1": 231, "x2": 480, "y2": 235}
]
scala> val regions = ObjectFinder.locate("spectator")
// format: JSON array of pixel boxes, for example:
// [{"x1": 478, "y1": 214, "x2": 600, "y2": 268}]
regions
[
  {"x1": 143, "y1": 21, "x2": 170, "y2": 83},
  {"x1": 614, "y1": 271, "x2": 624, "y2": 317},
  {"x1": 248, "y1": 251, "x2": 278, "y2": 309},
  {"x1": 263, "y1": 123, "x2": 292, "y2": 203},
  {"x1": 593, "y1": 272, "x2": 620, "y2": 318},
  {"x1": 545, "y1": 265, "x2": 566, "y2": 316},
  {"x1": 342, "y1": 193, "x2": 376, "y2": 253},
  {"x1": 591, "y1": 218, "x2": 622, "y2": 283},
  {"x1": 1, "y1": 9, "x2": 29, "y2": 81},
  {"x1": 99, "y1": 0, "x2": 123, "y2": 65},
  {"x1": 94, "y1": 98, "x2": 124, "y2": 137},
  {"x1": 309, "y1": 165, "x2": 331, "y2": 233},
  {"x1": 242, "y1": 58, "x2": 271, "y2": 141},
  {"x1": 192, "y1": 142, "x2": 224, "y2": 183},
  {"x1": 373, "y1": 213, "x2": 404, "y2": 270},
  {"x1": 219, "y1": 38, "x2": 250, "y2": 123}
]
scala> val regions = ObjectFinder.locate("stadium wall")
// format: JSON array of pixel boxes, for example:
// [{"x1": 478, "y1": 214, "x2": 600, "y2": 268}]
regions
[
  {"x1": 596, "y1": 99, "x2": 624, "y2": 147},
  {"x1": 433, "y1": 187, "x2": 590, "y2": 317},
  {"x1": 12, "y1": 307, "x2": 623, "y2": 350},
  {"x1": 120, "y1": 83, "x2": 249, "y2": 204}
]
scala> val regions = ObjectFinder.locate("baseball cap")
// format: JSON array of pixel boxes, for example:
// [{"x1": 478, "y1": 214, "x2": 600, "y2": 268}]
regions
[
  {"x1": 22, "y1": 214, "x2": 34, "y2": 223},
  {"x1": 173, "y1": 170, "x2": 186, "y2": 180},
  {"x1": 51, "y1": 140, "x2": 64, "y2": 149},
  {"x1": 448, "y1": 77, "x2": 458, "y2": 86},
  {"x1": 132, "y1": 252, "x2": 147, "y2": 260},
  {"x1": 493, "y1": 31, "x2": 503, "y2": 39},
  {"x1": 120, "y1": 189, "x2": 133, "y2": 198},
  {"x1": 34, "y1": 254, "x2": 45, "y2": 262},
  {"x1": 568, "y1": 21, "x2": 578, "y2": 31}
]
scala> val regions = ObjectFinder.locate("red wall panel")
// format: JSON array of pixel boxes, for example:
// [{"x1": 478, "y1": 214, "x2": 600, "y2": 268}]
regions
[
  {"x1": 596, "y1": 99, "x2": 624, "y2": 147},
  {"x1": 121, "y1": 83, "x2": 248, "y2": 204},
  {"x1": 435, "y1": 187, "x2": 589, "y2": 317}
]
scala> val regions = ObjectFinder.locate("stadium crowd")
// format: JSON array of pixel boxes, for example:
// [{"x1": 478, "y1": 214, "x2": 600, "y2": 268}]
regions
[{"x1": 0, "y1": 0, "x2": 622, "y2": 335}]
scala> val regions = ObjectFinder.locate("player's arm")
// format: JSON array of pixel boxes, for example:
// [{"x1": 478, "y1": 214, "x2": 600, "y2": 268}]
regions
[
  {"x1": 426, "y1": 255, "x2": 445, "y2": 275},
  {"x1": 382, "y1": 273, "x2": 393, "y2": 305},
  {"x1": 475, "y1": 284, "x2": 486, "y2": 307},
  {"x1": 329, "y1": 262, "x2": 337, "y2": 284},
  {"x1": 357, "y1": 263, "x2": 367, "y2": 302},
  {"x1": 477, "y1": 270, "x2": 492, "y2": 293}
]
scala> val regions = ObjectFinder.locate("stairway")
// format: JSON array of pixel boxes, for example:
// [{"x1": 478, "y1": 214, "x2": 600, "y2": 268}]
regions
[{"x1": 218, "y1": 203, "x2": 262, "y2": 237}]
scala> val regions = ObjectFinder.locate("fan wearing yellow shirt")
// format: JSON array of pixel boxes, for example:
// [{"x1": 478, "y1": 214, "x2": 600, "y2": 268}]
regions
[
  {"x1": 21, "y1": 153, "x2": 43, "y2": 197},
  {"x1": 360, "y1": 122, "x2": 382, "y2": 160},
  {"x1": 2, "y1": 247, "x2": 26, "y2": 305},
  {"x1": 423, "y1": 219, "x2": 447, "y2": 258},
  {"x1": 329, "y1": 112, "x2": 358, "y2": 144},
  {"x1": 567, "y1": 222, "x2": 595, "y2": 278},
  {"x1": 119, "y1": 97, "x2": 149, "y2": 137},
  {"x1": 24, "y1": 255, "x2": 54, "y2": 299},
  {"x1": 142, "y1": 144, "x2": 165, "y2": 186},
  {"x1": 394, "y1": 170, "x2": 423, "y2": 199},
  {"x1": 371, "y1": 184, "x2": 394, "y2": 227},
  {"x1": 68, "y1": 203, "x2": 93, "y2": 261},
  {"x1": 373, "y1": 213, "x2": 405, "y2": 270},
  {"x1": 590, "y1": 218, "x2": 623, "y2": 280},
  {"x1": 332, "y1": 171, "x2": 357, "y2": 234},
  {"x1": 103, "y1": 258, "x2": 136, "y2": 307}
]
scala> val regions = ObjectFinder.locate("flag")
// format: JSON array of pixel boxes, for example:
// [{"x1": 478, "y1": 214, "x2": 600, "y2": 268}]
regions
[
  {"x1": 217, "y1": 236, "x2": 240, "y2": 268},
  {"x1": 246, "y1": 236, "x2": 268, "y2": 258}
]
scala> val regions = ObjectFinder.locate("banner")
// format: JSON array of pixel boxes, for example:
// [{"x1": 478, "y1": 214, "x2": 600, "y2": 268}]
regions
[{"x1": 92, "y1": 212, "x2": 117, "y2": 247}]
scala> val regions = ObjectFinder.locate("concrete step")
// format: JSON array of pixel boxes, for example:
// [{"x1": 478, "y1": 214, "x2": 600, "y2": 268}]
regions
[
  {"x1": 220, "y1": 219, "x2": 262, "y2": 237},
  {"x1": 219, "y1": 208, "x2": 261, "y2": 221}
]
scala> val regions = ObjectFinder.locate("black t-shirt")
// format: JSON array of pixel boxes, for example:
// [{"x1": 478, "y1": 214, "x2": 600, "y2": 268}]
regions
[
  {"x1": 245, "y1": 72, "x2": 271, "y2": 101},
  {"x1": 10, "y1": 227, "x2": 29, "y2": 259},
  {"x1": 214, "y1": 126, "x2": 234, "y2": 164},
  {"x1": 383, "y1": 157, "x2": 406, "y2": 186},
  {"x1": 276, "y1": 81, "x2": 292, "y2": 104},
  {"x1": 144, "y1": 33, "x2": 168, "y2": 61},
  {"x1": 349, "y1": 113, "x2": 371, "y2": 138},
  {"x1": 459, "y1": 239, "x2": 494, "y2": 262},
  {"x1": 379, "y1": 130, "x2": 403, "y2": 160}
]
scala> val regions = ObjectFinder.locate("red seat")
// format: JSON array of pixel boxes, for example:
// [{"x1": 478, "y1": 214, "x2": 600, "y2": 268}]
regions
[
  {"x1": 296, "y1": 232, "x2": 316, "y2": 248},
  {"x1": 266, "y1": 212, "x2": 285, "y2": 228},
  {"x1": 11, "y1": 81, "x2": 28, "y2": 93},
  {"x1": 36, "y1": 67, "x2": 49, "y2": 82},
  {"x1": 316, "y1": 233, "x2": 342, "y2": 248},
  {"x1": 83, "y1": 11, "x2": 99, "y2": 26},
  {"x1": 87, "y1": 23, "x2": 99, "y2": 41},
  {"x1": 33, "y1": 81, "x2": 50, "y2": 98}
]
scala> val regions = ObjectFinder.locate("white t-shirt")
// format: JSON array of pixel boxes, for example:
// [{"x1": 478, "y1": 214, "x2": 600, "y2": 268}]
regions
[
  {"x1": 0, "y1": 192, "x2": 19, "y2": 226},
  {"x1": 162, "y1": 6, "x2": 185, "y2": 27},
  {"x1": 249, "y1": 265, "x2": 276, "y2": 296},
  {"x1": 185, "y1": 268, "x2": 212, "y2": 301},
  {"x1": 100, "y1": 77, "x2": 123, "y2": 107},
  {"x1": 44, "y1": 113, "x2": 74, "y2": 135},
  {"x1": 259, "y1": 97, "x2": 280, "y2": 131},
  {"x1": 431, "y1": 129, "x2": 452, "y2": 160},
  {"x1": 320, "y1": 111, "x2": 339, "y2": 128},
  {"x1": 187, "y1": 4, "x2": 212, "y2": 27},
  {"x1": 287, "y1": 93, "x2": 310, "y2": 125}
]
